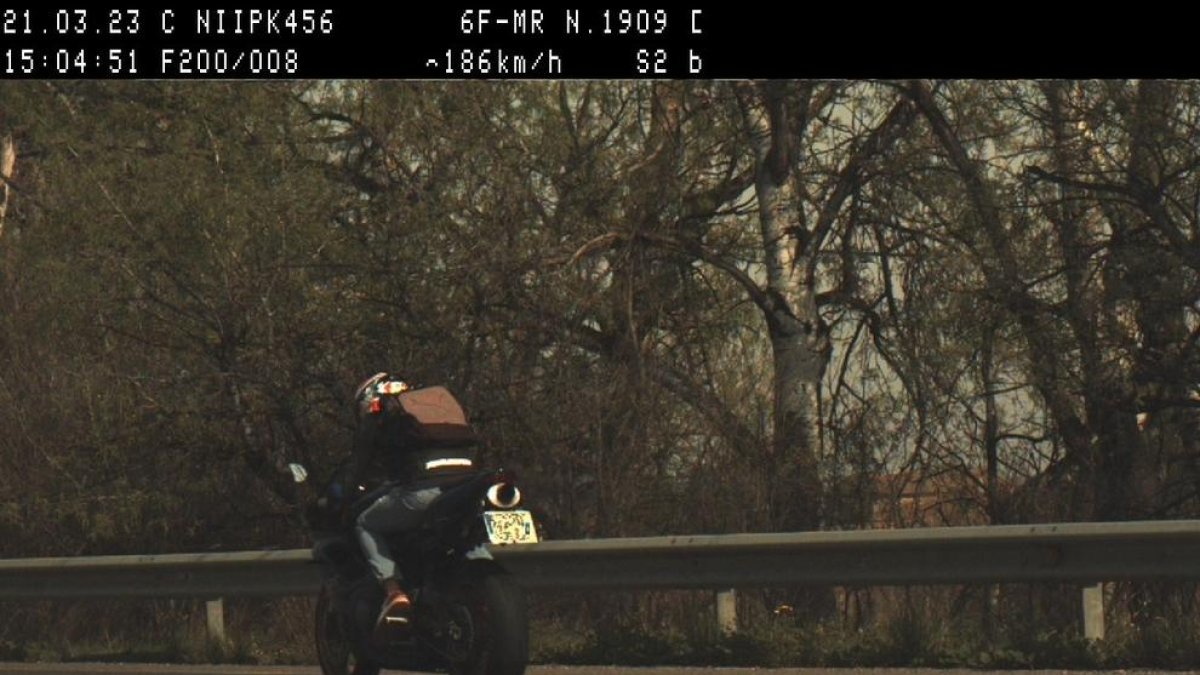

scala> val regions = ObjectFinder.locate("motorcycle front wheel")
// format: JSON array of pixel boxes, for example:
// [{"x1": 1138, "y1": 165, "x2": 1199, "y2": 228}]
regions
[
  {"x1": 444, "y1": 563, "x2": 529, "y2": 675},
  {"x1": 315, "y1": 584, "x2": 382, "y2": 675}
]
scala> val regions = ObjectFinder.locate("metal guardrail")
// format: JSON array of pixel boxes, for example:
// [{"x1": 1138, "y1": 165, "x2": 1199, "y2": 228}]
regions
[
  {"x1": 502, "y1": 520, "x2": 1200, "y2": 588},
  {"x1": 3, "y1": 520, "x2": 1200, "y2": 600},
  {"x1": 0, "y1": 550, "x2": 316, "y2": 600}
]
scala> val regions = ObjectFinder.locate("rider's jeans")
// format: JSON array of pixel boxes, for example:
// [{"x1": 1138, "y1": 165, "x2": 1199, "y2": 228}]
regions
[{"x1": 355, "y1": 485, "x2": 443, "y2": 582}]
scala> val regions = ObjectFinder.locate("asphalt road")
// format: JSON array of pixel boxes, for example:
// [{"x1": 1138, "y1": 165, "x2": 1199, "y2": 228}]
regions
[{"x1": 0, "y1": 666, "x2": 1191, "y2": 675}]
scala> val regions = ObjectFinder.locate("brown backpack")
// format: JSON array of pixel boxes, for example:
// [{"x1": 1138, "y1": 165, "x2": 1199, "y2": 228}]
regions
[{"x1": 394, "y1": 385, "x2": 479, "y2": 448}]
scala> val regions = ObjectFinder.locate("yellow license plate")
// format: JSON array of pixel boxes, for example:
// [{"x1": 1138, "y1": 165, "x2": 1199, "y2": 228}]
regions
[{"x1": 483, "y1": 510, "x2": 538, "y2": 545}]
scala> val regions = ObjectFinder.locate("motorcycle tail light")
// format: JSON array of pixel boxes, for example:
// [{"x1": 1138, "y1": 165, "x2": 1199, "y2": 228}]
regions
[{"x1": 486, "y1": 482, "x2": 522, "y2": 509}]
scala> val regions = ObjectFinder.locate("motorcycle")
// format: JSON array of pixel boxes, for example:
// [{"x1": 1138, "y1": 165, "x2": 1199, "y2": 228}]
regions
[{"x1": 297, "y1": 462, "x2": 538, "y2": 675}]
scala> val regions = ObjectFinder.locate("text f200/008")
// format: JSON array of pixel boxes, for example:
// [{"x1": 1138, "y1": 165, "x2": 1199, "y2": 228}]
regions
[{"x1": 160, "y1": 48, "x2": 300, "y2": 75}]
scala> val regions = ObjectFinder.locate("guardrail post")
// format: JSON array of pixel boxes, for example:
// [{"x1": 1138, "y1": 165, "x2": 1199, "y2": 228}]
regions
[
  {"x1": 1081, "y1": 583, "x2": 1104, "y2": 640},
  {"x1": 716, "y1": 589, "x2": 736, "y2": 635},
  {"x1": 206, "y1": 597, "x2": 226, "y2": 643}
]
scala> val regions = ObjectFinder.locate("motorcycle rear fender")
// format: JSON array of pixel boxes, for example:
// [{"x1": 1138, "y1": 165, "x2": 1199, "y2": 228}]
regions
[{"x1": 423, "y1": 469, "x2": 515, "y2": 530}]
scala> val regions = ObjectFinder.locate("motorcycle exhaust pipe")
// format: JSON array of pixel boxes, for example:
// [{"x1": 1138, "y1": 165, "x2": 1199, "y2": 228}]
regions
[{"x1": 486, "y1": 482, "x2": 522, "y2": 509}]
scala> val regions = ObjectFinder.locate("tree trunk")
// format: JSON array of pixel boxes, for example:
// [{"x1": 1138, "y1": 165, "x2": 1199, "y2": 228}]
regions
[
  {"x1": 746, "y1": 81, "x2": 826, "y2": 534},
  {"x1": 745, "y1": 80, "x2": 833, "y2": 620},
  {"x1": 0, "y1": 134, "x2": 14, "y2": 241}
]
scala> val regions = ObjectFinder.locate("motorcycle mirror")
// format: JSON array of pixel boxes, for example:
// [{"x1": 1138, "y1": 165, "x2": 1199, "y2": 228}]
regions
[{"x1": 288, "y1": 463, "x2": 309, "y2": 484}]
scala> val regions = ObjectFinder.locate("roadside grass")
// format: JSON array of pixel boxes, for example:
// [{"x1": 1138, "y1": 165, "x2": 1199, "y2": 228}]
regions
[
  {"x1": 0, "y1": 598, "x2": 312, "y2": 666},
  {"x1": 530, "y1": 611, "x2": 1200, "y2": 669},
  {"x1": 5, "y1": 595, "x2": 1200, "y2": 669}
]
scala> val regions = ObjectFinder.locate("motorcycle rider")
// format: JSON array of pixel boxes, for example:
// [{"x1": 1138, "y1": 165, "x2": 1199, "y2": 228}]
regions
[{"x1": 347, "y1": 372, "x2": 477, "y2": 636}]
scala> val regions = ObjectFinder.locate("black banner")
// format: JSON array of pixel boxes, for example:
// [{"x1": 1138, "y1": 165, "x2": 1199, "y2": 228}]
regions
[{"x1": 0, "y1": 6, "x2": 1181, "y2": 79}]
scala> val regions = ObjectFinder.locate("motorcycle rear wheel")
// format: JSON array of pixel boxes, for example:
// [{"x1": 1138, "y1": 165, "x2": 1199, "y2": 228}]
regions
[
  {"x1": 315, "y1": 584, "x2": 382, "y2": 675},
  {"x1": 445, "y1": 563, "x2": 529, "y2": 675}
]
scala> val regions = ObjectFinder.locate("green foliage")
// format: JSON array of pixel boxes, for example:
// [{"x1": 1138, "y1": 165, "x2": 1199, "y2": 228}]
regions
[
  {"x1": 1103, "y1": 616, "x2": 1200, "y2": 669},
  {"x1": 0, "y1": 640, "x2": 26, "y2": 661},
  {"x1": 993, "y1": 629, "x2": 1098, "y2": 669}
]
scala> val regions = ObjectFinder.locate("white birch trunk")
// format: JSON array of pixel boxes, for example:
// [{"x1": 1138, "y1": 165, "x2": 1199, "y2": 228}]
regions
[{"x1": 746, "y1": 92, "x2": 824, "y2": 532}]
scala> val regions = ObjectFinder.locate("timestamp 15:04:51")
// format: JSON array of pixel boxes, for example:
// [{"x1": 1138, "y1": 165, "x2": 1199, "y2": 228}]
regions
[{"x1": 5, "y1": 48, "x2": 138, "y2": 75}]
